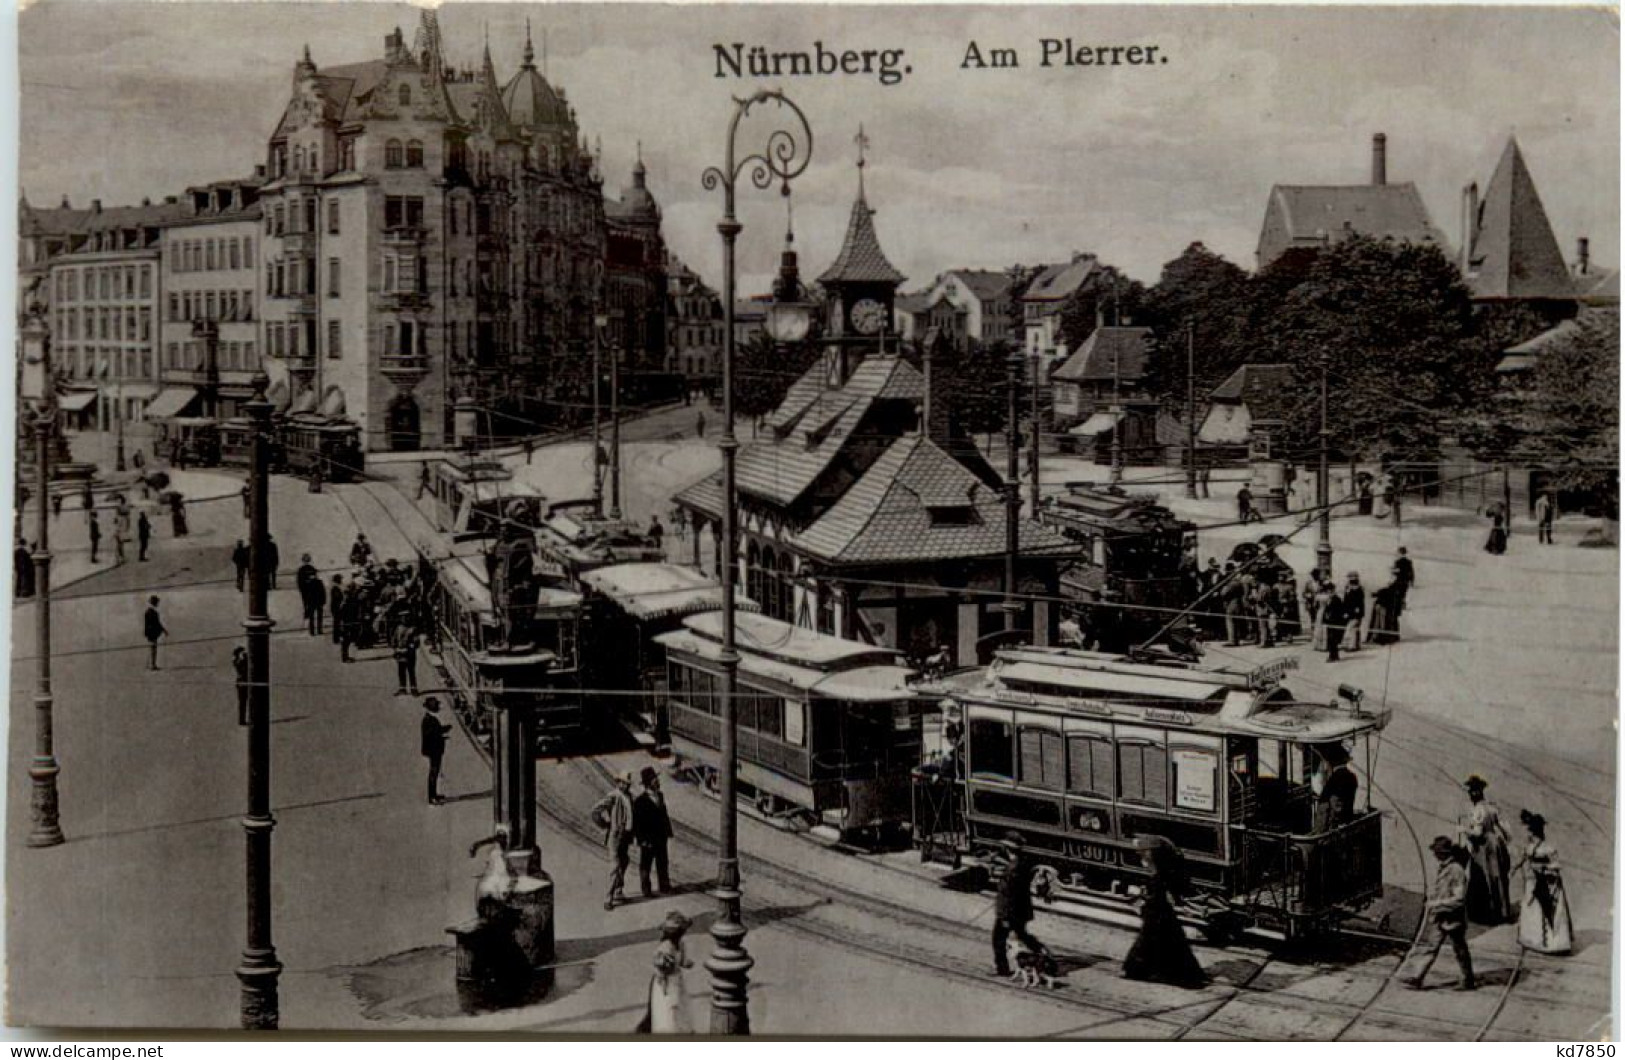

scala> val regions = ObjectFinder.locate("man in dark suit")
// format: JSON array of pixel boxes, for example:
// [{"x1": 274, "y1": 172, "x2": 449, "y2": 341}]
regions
[
  {"x1": 296, "y1": 555, "x2": 324, "y2": 635},
  {"x1": 232, "y1": 645, "x2": 250, "y2": 725},
  {"x1": 1322, "y1": 588, "x2": 1348, "y2": 663},
  {"x1": 990, "y1": 833, "x2": 1048, "y2": 977},
  {"x1": 144, "y1": 596, "x2": 167, "y2": 671},
  {"x1": 88, "y1": 512, "x2": 101, "y2": 564},
  {"x1": 232, "y1": 540, "x2": 250, "y2": 592},
  {"x1": 634, "y1": 766, "x2": 674, "y2": 897},
  {"x1": 1342, "y1": 572, "x2": 1366, "y2": 652},
  {"x1": 420, "y1": 697, "x2": 451, "y2": 805},
  {"x1": 136, "y1": 512, "x2": 152, "y2": 562}
]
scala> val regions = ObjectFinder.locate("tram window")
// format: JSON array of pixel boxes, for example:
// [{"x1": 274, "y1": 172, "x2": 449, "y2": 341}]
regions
[
  {"x1": 1018, "y1": 728, "x2": 1065, "y2": 791},
  {"x1": 667, "y1": 662, "x2": 686, "y2": 701},
  {"x1": 1170, "y1": 746, "x2": 1219, "y2": 813},
  {"x1": 968, "y1": 717, "x2": 1015, "y2": 782},
  {"x1": 784, "y1": 700, "x2": 805, "y2": 746},
  {"x1": 1257, "y1": 738, "x2": 1283, "y2": 780},
  {"x1": 757, "y1": 696, "x2": 785, "y2": 740},
  {"x1": 1066, "y1": 734, "x2": 1114, "y2": 797},
  {"x1": 1118, "y1": 742, "x2": 1168, "y2": 808}
]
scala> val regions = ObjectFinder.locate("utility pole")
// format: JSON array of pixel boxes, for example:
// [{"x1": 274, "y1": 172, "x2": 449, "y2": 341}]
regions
[
  {"x1": 1185, "y1": 324, "x2": 1198, "y2": 500},
  {"x1": 28, "y1": 317, "x2": 63, "y2": 849},
  {"x1": 1002, "y1": 351, "x2": 1023, "y2": 631},
  {"x1": 591, "y1": 314, "x2": 605, "y2": 518},
  {"x1": 1109, "y1": 342, "x2": 1122, "y2": 485},
  {"x1": 238, "y1": 371, "x2": 281, "y2": 1029},
  {"x1": 1028, "y1": 352, "x2": 1041, "y2": 514},
  {"x1": 1316, "y1": 354, "x2": 1333, "y2": 578},
  {"x1": 609, "y1": 334, "x2": 622, "y2": 521}
]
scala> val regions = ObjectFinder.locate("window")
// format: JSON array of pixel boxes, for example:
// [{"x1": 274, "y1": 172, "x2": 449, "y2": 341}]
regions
[
  {"x1": 168, "y1": 293, "x2": 180, "y2": 321},
  {"x1": 1018, "y1": 726, "x2": 1066, "y2": 791},
  {"x1": 327, "y1": 258, "x2": 340, "y2": 298},
  {"x1": 406, "y1": 139, "x2": 424, "y2": 168},
  {"x1": 244, "y1": 236, "x2": 253, "y2": 263},
  {"x1": 244, "y1": 340, "x2": 255, "y2": 365},
  {"x1": 1066, "y1": 733, "x2": 1115, "y2": 797},
  {"x1": 228, "y1": 240, "x2": 240, "y2": 270},
  {"x1": 205, "y1": 241, "x2": 216, "y2": 271},
  {"x1": 338, "y1": 137, "x2": 355, "y2": 172},
  {"x1": 383, "y1": 258, "x2": 395, "y2": 292},
  {"x1": 1118, "y1": 740, "x2": 1168, "y2": 808},
  {"x1": 398, "y1": 84, "x2": 411, "y2": 106},
  {"x1": 274, "y1": 206, "x2": 285, "y2": 235},
  {"x1": 166, "y1": 342, "x2": 179, "y2": 369},
  {"x1": 304, "y1": 199, "x2": 317, "y2": 234},
  {"x1": 384, "y1": 195, "x2": 424, "y2": 229},
  {"x1": 140, "y1": 309, "x2": 150, "y2": 341},
  {"x1": 969, "y1": 715, "x2": 1015, "y2": 782},
  {"x1": 243, "y1": 290, "x2": 254, "y2": 320},
  {"x1": 269, "y1": 323, "x2": 282, "y2": 358},
  {"x1": 397, "y1": 254, "x2": 418, "y2": 293},
  {"x1": 327, "y1": 320, "x2": 341, "y2": 359},
  {"x1": 140, "y1": 266, "x2": 151, "y2": 298},
  {"x1": 205, "y1": 292, "x2": 216, "y2": 321},
  {"x1": 265, "y1": 263, "x2": 275, "y2": 296},
  {"x1": 124, "y1": 267, "x2": 135, "y2": 298},
  {"x1": 327, "y1": 200, "x2": 340, "y2": 235},
  {"x1": 385, "y1": 139, "x2": 404, "y2": 169},
  {"x1": 399, "y1": 321, "x2": 415, "y2": 356}
]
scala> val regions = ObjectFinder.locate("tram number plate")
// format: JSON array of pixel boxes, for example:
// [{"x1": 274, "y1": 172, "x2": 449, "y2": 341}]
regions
[{"x1": 1064, "y1": 839, "x2": 1117, "y2": 866}]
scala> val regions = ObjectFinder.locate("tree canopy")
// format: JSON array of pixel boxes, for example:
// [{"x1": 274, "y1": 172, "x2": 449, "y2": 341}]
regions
[{"x1": 1517, "y1": 308, "x2": 1619, "y2": 494}]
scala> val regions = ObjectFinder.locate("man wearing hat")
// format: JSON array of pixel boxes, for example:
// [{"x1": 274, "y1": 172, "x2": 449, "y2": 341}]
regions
[
  {"x1": 420, "y1": 698, "x2": 452, "y2": 806},
  {"x1": 1343, "y1": 572, "x2": 1366, "y2": 652},
  {"x1": 592, "y1": 771, "x2": 637, "y2": 910},
  {"x1": 1401, "y1": 836, "x2": 1475, "y2": 991},
  {"x1": 990, "y1": 833, "x2": 1048, "y2": 978},
  {"x1": 634, "y1": 766, "x2": 674, "y2": 897}
]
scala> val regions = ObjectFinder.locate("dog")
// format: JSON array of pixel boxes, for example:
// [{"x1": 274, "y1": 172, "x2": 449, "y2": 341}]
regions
[{"x1": 1008, "y1": 939, "x2": 1060, "y2": 989}]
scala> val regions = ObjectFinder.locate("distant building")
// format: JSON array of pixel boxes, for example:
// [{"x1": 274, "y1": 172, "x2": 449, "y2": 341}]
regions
[
  {"x1": 1255, "y1": 133, "x2": 1449, "y2": 271},
  {"x1": 1052, "y1": 324, "x2": 1161, "y2": 464},
  {"x1": 731, "y1": 298, "x2": 768, "y2": 349},
  {"x1": 898, "y1": 269, "x2": 1014, "y2": 349},
  {"x1": 1198, "y1": 363, "x2": 1294, "y2": 454},
  {"x1": 1020, "y1": 252, "x2": 1099, "y2": 369},
  {"x1": 604, "y1": 154, "x2": 668, "y2": 376},
  {"x1": 1459, "y1": 138, "x2": 1576, "y2": 305},
  {"x1": 666, "y1": 255, "x2": 721, "y2": 386}
]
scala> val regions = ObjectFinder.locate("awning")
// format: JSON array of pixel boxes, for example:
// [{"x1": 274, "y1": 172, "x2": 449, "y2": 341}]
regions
[
  {"x1": 145, "y1": 387, "x2": 199, "y2": 420},
  {"x1": 1069, "y1": 411, "x2": 1123, "y2": 436},
  {"x1": 56, "y1": 391, "x2": 96, "y2": 412}
]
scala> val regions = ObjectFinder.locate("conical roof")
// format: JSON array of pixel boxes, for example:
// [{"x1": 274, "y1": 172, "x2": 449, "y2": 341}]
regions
[
  {"x1": 502, "y1": 25, "x2": 571, "y2": 130},
  {"x1": 1466, "y1": 139, "x2": 1574, "y2": 300},
  {"x1": 818, "y1": 184, "x2": 904, "y2": 286},
  {"x1": 472, "y1": 42, "x2": 516, "y2": 139}
]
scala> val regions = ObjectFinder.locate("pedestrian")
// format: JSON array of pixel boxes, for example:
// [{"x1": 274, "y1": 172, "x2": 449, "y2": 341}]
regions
[
  {"x1": 143, "y1": 595, "x2": 167, "y2": 671},
  {"x1": 635, "y1": 911, "x2": 695, "y2": 1035},
  {"x1": 1380, "y1": 474, "x2": 1397, "y2": 519},
  {"x1": 330, "y1": 574, "x2": 347, "y2": 646},
  {"x1": 1515, "y1": 810, "x2": 1572, "y2": 955},
  {"x1": 1392, "y1": 547, "x2": 1416, "y2": 617},
  {"x1": 131, "y1": 448, "x2": 144, "y2": 471},
  {"x1": 417, "y1": 462, "x2": 431, "y2": 500},
  {"x1": 1535, "y1": 490, "x2": 1556, "y2": 545},
  {"x1": 1358, "y1": 474, "x2": 1374, "y2": 516},
  {"x1": 695, "y1": 411, "x2": 707, "y2": 439},
  {"x1": 136, "y1": 512, "x2": 152, "y2": 562},
  {"x1": 232, "y1": 644, "x2": 250, "y2": 725},
  {"x1": 231, "y1": 539, "x2": 250, "y2": 592},
  {"x1": 336, "y1": 576, "x2": 357, "y2": 662},
  {"x1": 169, "y1": 438, "x2": 182, "y2": 468},
  {"x1": 88, "y1": 511, "x2": 102, "y2": 564},
  {"x1": 1401, "y1": 837, "x2": 1476, "y2": 992},
  {"x1": 420, "y1": 697, "x2": 451, "y2": 805},
  {"x1": 263, "y1": 534, "x2": 280, "y2": 590},
  {"x1": 1342, "y1": 572, "x2": 1366, "y2": 652},
  {"x1": 1198, "y1": 461, "x2": 1211, "y2": 500},
  {"x1": 241, "y1": 484, "x2": 251, "y2": 520},
  {"x1": 1122, "y1": 835, "x2": 1205, "y2": 988},
  {"x1": 592, "y1": 771, "x2": 636, "y2": 910},
  {"x1": 634, "y1": 766, "x2": 674, "y2": 897},
  {"x1": 349, "y1": 533, "x2": 373, "y2": 567},
  {"x1": 1367, "y1": 579, "x2": 1402, "y2": 646},
  {"x1": 80, "y1": 481, "x2": 93, "y2": 517},
  {"x1": 648, "y1": 516, "x2": 665, "y2": 552},
  {"x1": 304, "y1": 564, "x2": 327, "y2": 636},
  {"x1": 170, "y1": 495, "x2": 189, "y2": 537},
  {"x1": 1250, "y1": 578, "x2": 1275, "y2": 647},
  {"x1": 990, "y1": 832, "x2": 1049, "y2": 978},
  {"x1": 1220, "y1": 567, "x2": 1246, "y2": 646},
  {"x1": 1459, "y1": 775, "x2": 1514, "y2": 925},
  {"x1": 1311, "y1": 743, "x2": 1358, "y2": 832},
  {"x1": 113, "y1": 514, "x2": 128, "y2": 566},
  {"x1": 392, "y1": 622, "x2": 420, "y2": 696},
  {"x1": 1275, "y1": 575, "x2": 1301, "y2": 641},
  {"x1": 1236, "y1": 484, "x2": 1255, "y2": 524},
  {"x1": 50, "y1": 493, "x2": 62, "y2": 520},
  {"x1": 1321, "y1": 586, "x2": 1348, "y2": 662},
  {"x1": 13, "y1": 540, "x2": 34, "y2": 599},
  {"x1": 308, "y1": 458, "x2": 324, "y2": 494},
  {"x1": 1484, "y1": 504, "x2": 1509, "y2": 555}
]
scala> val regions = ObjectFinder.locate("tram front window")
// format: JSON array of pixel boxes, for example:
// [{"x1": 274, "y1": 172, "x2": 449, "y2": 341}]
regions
[{"x1": 968, "y1": 716, "x2": 1015, "y2": 782}]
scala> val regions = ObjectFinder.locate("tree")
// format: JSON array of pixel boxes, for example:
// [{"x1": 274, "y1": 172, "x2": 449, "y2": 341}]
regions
[
  {"x1": 733, "y1": 331, "x2": 820, "y2": 423},
  {"x1": 1056, "y1": 265, "x2": 1150, "y2": 355},
  {"x1": 1518, "y1": 308, "x2": 1619, "y2": 497},
  {"x1": 921, "y1": 337, "x2": 1011, "y2": 440},
  {"x1": 1138, "y1": 242, "x2": 1255, "y2": 404}
]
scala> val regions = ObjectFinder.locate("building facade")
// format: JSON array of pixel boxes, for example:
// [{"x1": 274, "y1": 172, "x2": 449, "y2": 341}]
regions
[
  {"x1": 1021, "y1": 252, "x2": 1099, "y2": 369},
  {"x1": 666, "y1": 255, "x2": 722, "y2": 386}
]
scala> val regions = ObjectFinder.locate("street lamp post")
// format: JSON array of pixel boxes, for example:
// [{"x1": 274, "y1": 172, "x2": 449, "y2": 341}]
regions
[
  {"x1": 26, "y1": 312, "x2": 64, "y2": 849},
  {"x1": 1002, "y1": 351, "x2": 1024, "y2": 630},
  {"x1": 609, "y1": 335, "x2": 622, "y2": 521},
  {"x1": 591, "y1": 314, "x2": 606, "y2": 518},
  {"x1": 700, "y1": 88, "x2": 814, "y2": 1036},
  {"x1": 1316, "y1": 355, "x2": 1333, "y2": 577},
  {"x1": 238, "y1": 370, "x2": 282, "y2": 1029}
]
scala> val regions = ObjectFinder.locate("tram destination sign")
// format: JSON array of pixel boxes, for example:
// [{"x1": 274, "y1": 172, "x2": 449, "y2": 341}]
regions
[{"x1": 1247, "y1": 656, "x2": 1300, "y2": 690}]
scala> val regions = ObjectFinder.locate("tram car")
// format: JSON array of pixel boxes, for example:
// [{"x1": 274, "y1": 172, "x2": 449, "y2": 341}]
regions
[
  {"x1": 216, "y1": 417, "x2": 259, "y2": 470},
  {"x1": 153, "y1": 417, "x2": 222, "y2": 468},
  {"x1": 533, "y1": 499, "x2": 665, "y2": 587},
  {"x1": 656, "y1": 611, "x2": 931, "y2": 839},
  {"x1": 430, "y1": 535, "x2": 586, "y2": 752},
  {"x1": 279, "y1": 414, "x2": 365, "y2": 483},
  {"x1": 424, "y1": 457, "x2": 519, "y2": 534},
  {"x1": 1037, "y1": 484, "x2": 1198, "y2": 651},
  {"x1": 577, "y1": 562, "x2": 758, "y2": 740},
  {"x1": 914, "y1": 647, "x2": 1389, "y2": 941}
]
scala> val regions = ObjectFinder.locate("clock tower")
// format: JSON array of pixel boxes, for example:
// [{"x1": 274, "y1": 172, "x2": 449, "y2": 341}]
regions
[{"x1": 817, "y1": 126, "x2": 905, "y2": 350}]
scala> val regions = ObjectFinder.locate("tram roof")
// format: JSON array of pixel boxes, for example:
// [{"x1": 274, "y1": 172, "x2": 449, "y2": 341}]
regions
[
  {"x1": 434, "y1": 547, "x2": 583, "y2": 612},
  {"x1": 657, "y1": 612, "x2": 917, "y2": 697},
  {"x1": 579, "y1": 562, "x2": 757, "y2": 621}
]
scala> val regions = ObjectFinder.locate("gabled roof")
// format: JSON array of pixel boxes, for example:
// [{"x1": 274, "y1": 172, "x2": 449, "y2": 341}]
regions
[
  {"x1": 793, "y1": 434, "x2": 1074, "y2": 565},
  {"x1": 1022, "y1": 256, "x2": 1098, "y2": 303},
  {"x1": 1209, "y1": 363, "x2": 1294, "y2": 421},
  {"x1": 948, "y1": 269, "x2": 1014, "y2": 302},
  {"x1": 896, "y1": 292, "x2": 932, "y2": 315},
  {"x1": 1261, "y1": 184, "x2": 1447, "y2": 263},
  {"x1": 1465, "y1": 139, "x2": 1575, "y2": 300},
  {"x1": 313, "y1": 61, "x2": 389, "y2": 124},
  {"x1": 1497, "y1": 306, "x2": 1619, "y2": 373},
  {"x1": 818, "y1": 191, "x2": 904, "y2": 286},
  {"x1": 1052, "y1": 326, "x2": 1152, "y2": 383}
]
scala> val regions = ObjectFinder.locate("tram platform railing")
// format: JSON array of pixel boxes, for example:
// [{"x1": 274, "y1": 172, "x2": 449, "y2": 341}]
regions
[{"x1": 1233, "y1": 810, "x2": 1384, "y2": 920}]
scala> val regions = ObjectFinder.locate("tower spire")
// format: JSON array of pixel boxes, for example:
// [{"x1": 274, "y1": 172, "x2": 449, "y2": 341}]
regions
[
  {"x1": 523, "y1": 19, "x2": 535, "y2": 68},
  {"x1": 855, "y1": 123, "x2": 871, "y2": 202}
]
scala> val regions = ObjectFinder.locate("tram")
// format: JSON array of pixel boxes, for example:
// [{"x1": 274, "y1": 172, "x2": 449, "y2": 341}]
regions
[
  {"x1": 217, "y1": 417, "x2": 258, "y2": 470},
  {"x1": 280, "y1": 414, "x2": 365, "y2": 482},
  {"x1": 912, "y1": 647, "x2": 1388, "y2": 941},
  {"x1": 424, "y1": 457, "x2": 518, "y2": 534},
  {"x1": 533, "y1": 500, "x2": 665, "y2": 586},
  {"x1": 656, "y1": 611, "x2": 931, "y2": 838},
  {"x1": 1037, "y1": 484, "x2": 1198, "y2": 651},
  {"x1": 152, "y1": 417, "x2": 222, "y2": 468}
]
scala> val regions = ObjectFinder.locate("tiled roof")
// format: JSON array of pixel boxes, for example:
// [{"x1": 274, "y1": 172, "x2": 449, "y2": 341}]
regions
[
  {"x1": 317, "y1": 61, "x2": 389, "y2": 122},
  {"x1": 1575, "y1": 268, "x2": 1619, "y2": 304},
  {"x1": 1052, "y1": 326, "x2": 1152, "y2": 383},
  {"x1": 1209, "y1": 363, "x2": 1294, "y2": 421},
  {"x1": 949, "y1": 269, "x2": 1014, "y2": 301},
  {"x1": 1498, "y1": 307, "x2": 1619, "y2": 375},
  {"x1": 1022, "y1": 256, "x2": 1098, "y2": 303},
  {"x1": 732, "y1": 355, "x2": 923, "y2": 506},
  {"x1": 896, "y1": 292, "x2": 931, "y2": 314},
  {"x1": 1465, "y1": 139, "x2": 1575, "y2": 300},
  {"x1": 794, "y1": 435, "x2": 1075, "y2": 565},
  {"x1": 818, "y1": 193, "x2": 904, "y2": 286},
  {"x1": 1262, "y1": 184, "x2": 1447, "y2": 261}
]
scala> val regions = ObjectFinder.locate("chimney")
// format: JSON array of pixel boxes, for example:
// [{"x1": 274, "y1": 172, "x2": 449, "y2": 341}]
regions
[
  {"x1": 1461, "y1": 182, "x2": 1480, "y2": 272},
  {"x1": 1371, "y1": 133, "x2": 1387, "y2": 185},
  {"x1": 255, "y1": 164, "x2": 266, "y2": 179},
  {"x1": 59, "y1": 194, "x2": 70, "y2": 209},
  {"x1": 1578, "y1": 237, "x2": 1591, "y2": 276},
  {"x1": 91, "y1": 199, "x2": 102, "y2": 214}
]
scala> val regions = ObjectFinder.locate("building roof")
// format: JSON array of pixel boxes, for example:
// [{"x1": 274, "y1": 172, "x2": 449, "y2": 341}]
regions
[
  {"x1": 1022, "y1": 256, "x2": 1099, "y2": 303},
  {"x1": 313, "y1": 60, "x2": 389, "y2": 123},
  {"x1": 1051, "y1": 326, "x2": 1152, "y2": 383},
  {"x1": 895, "y1": 292, "x2": 932, "y2": 315},
  {"x1": 1209, "y1": 363, "x2": 1295, "y2": 421},
  {"x1": 817, "y1": 189, "x2": 904, "y2": 286},
  {"x1": 500, "y1": 32, "x2": 571, "y2": 130},
  {"x1": 1497, "y1": 306, "x2": 1619, "y2": 373},
  {"x1": 1575, "y1": 267, "x2": 1620, "y2": 304},
  {"x1": 1465, "y1": 139, "x2": 1575, "y2": 301},
  {"x1": 1260, "y1": 184, "x2": 1446, "y2": 264},
  {"x1": 947, "y1": 269, "x2": 1014, "y2": 302},
  {"x1": 793, "y1": 434, "x2": 1074, "y2": 565}
]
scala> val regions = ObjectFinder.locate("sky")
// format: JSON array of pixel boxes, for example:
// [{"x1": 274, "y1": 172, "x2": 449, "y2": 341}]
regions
[{"x1": 18, "y1": 2, "x2": 1621, "y2": 296}]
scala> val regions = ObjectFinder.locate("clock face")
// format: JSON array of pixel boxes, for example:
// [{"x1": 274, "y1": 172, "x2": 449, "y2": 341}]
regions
[{"x1": 850, "y1": 298, "x2": 887, "y2": 335}]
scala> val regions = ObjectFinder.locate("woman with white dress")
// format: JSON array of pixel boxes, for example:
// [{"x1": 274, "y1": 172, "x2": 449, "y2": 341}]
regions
[
  {"x1": 1516, "y1": 810, "x2": 1573, "y2": 955},
  {"x1": 639, "y1": 911, "x2": 695, "y2": 1034},
  {"x1": 1458, "y1": 775, "x2": 1514, "y2": 925}
]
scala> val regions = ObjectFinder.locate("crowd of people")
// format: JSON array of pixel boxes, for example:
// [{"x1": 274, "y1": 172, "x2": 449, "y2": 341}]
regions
[{"x1": 309, "y1": 533, "x2": 440, "y2": 683}]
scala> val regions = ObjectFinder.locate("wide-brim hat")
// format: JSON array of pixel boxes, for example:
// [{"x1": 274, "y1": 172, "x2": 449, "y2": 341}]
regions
[
  {"x1": 1519, "y1": 809, "x2": 1546, "y2": 831},
  {"x1": 423, "y1": 697, "x2": 441, "y2": 711},
  {"x1": 640, "y1": 765, "x2": 659, "y2": 783},
  {"x1": 1430, "y1": 836, "x2": 1457, "y2": 855},
  {"x1": 1463, "y1": 774, "x2": 1488, "y2": 792}
]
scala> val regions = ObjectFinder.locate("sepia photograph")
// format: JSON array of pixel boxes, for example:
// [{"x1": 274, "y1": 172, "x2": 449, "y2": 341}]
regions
[{"x1": 7, "y1": 0, "x2": 1620, "y2": 1040}]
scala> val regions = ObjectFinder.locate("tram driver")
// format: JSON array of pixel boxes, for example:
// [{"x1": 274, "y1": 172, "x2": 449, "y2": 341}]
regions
[{"x1": 1310, "y1": 742, "x2": 1358, "y2": 833}]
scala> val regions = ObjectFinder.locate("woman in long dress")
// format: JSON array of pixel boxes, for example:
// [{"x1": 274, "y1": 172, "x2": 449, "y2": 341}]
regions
[
  {"x1": 1311, "y1": 582, "x2": 1333, "y2": 652},
  {"x1": 1485, "y1": 506, "x2": 1509, "y2": 555},
  {"x1": 1367, "y1": 583, "x2": 1400, "y2": 646},
  {"x1": 1122, "y1": 836, "x2": 1206, "y2": 988},
  {"x1": 639, "y1": 911, "x2": 695, "y2": 1034},
  {"x1": 1459, "y1": 775, "x2": 1514, "y2": 924},
  {"x1": 1516, "y1": 811, "x2": 1573, "y2": 955}
]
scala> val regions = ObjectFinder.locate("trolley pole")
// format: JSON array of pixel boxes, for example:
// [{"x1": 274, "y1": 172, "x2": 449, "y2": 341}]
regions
[
  {"x1": 591, "y1": 314, "x2": 605, "y2": 518},
  {"x1": 609, "y1": 337, "x2": 622, "y2": 521},
  {"x1": 1028, "y1": 352, "x2": 1041, "y2": 514},
  {"x1": 1316, "y1": 354, "x2": 1333, "y2": 578},
  {"x1": 28, "y1": 319, "x2": 64, "y2": 849},
  {"x1": 238, "y1": 371, "x2": 281, "y2": 1030},
  {"x1": 1109, "y1": 343, "x2": 1122, "y2": 485},
  {"x1": 1003, "y1": 351, "x2": 1023, "y2": 631},
  {"x1": 1185, "y1": 324, "x2": 1198, "y2": 500}
]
